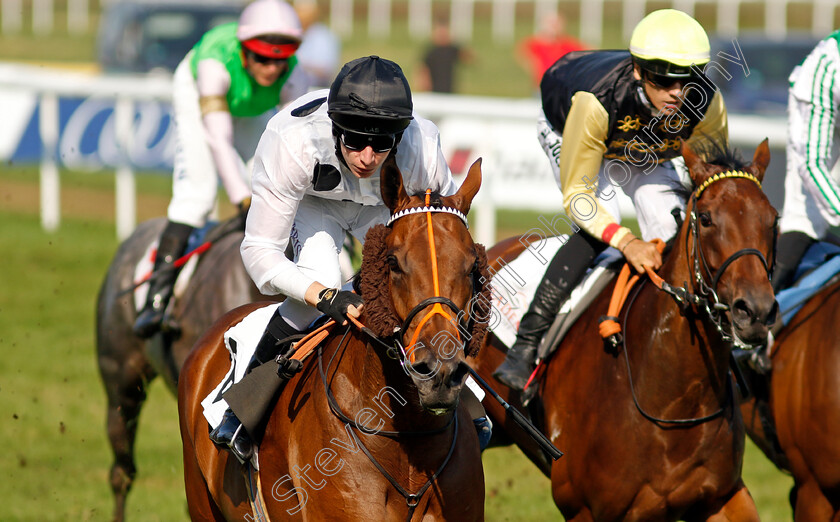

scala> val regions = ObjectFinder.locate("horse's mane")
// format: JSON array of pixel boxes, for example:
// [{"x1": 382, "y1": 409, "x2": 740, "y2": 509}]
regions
[
  {"x1": 669, "y1": 139, "x2": 750, "y2": 202},
  {"x1": 359, "y1": 223, "x2": 492, "y2": 356},
  {"x1": 694, "y1": 139, "x2": 749, "y2": 171}
]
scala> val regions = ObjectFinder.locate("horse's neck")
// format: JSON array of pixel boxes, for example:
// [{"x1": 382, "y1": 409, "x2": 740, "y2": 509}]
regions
[
  {"x1": 637, "y1": 233, "x2": 732, "y2": 397},
  {"x1": 327, "y1": 334, "x2": 450, "y2": 433}
]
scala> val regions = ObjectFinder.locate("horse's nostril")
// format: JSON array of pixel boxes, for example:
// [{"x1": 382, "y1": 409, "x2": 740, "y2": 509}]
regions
[
  {"x1": 449, "y1": 363, "x2": 469, "y2": 386},
  {"x1": 765, "y1": 300, "x2": 780, "y2": 326},
  {"x1": 411, "y1": 361, "x2": 435, "y2": 378},
  {"x1": 733, "y1": 299, "x2": 753, "y2": 321}
]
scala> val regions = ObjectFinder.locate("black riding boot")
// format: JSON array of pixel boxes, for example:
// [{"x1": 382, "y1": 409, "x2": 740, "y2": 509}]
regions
[
  {"x1": 493, "y1": 279, "x2": 567, "y2": 390},
  {"x1": 209, "y1": 310, "x2": 302, "y2": 461},
  {"x1": 771, "y1": 231, "x2": 815, "y2": 293},
  {"x1": 133, "y1": 221, "x2": 193, "y2": 338},
  {"x1": 493, "y1": 231, "x2": 606, "y2": 390}
]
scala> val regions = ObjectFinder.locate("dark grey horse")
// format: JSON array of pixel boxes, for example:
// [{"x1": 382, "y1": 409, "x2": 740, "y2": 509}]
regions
[{"x1": 95, "y1": 217, "x2": 270, "y2": 522}]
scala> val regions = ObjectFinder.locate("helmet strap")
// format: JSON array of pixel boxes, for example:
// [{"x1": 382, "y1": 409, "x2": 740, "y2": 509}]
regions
[{"x1": 635, "y1": 83, "x2": 655, "y2": 114}]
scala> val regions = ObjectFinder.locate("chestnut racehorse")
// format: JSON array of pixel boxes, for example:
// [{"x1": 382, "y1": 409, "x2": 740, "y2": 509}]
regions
[
  {"x1": 742, "y1": 273, "x2": 840, "y2": 518},
  {"x1": 471, "y1": 141, "x2": 778, "y2": 520},
  {"x1": 178, "y1": 158, "x2": 491, "y2": 521}
]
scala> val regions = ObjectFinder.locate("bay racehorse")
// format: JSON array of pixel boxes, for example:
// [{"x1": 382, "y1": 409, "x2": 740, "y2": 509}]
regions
[
  {"x1": 471, "y1": 140, "x2": 778, "y2": 520},
  {"x1": 741, "y1": 266, "x2": 840, "y2": 518},
  {"x1": 178, "y1": 157, "x2": 492, "y2": 521},
  {"x1": 96, "y1": 216, "x2": 268, "y2": 521}
]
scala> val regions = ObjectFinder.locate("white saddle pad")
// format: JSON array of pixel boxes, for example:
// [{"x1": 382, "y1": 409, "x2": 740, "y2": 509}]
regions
[
  {"x1": 132, "y1": 239, "x2": 199, "y2": 311},
  {"x1": 489, "y1": 235, "x2": 622, "y2": 348},
  {"x1": 201, "y1": 303, "x2": 281, "y2": 429}
]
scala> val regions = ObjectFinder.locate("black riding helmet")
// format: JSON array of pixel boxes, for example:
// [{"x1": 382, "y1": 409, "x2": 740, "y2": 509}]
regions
[{"x1": 328, "y1": 56, "x2": 414, "y2": 137}]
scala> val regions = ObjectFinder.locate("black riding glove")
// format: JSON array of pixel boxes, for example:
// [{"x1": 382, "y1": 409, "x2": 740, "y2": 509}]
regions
[{"x1": 316, "y1": 288, "x2": 364, "y2": 323}]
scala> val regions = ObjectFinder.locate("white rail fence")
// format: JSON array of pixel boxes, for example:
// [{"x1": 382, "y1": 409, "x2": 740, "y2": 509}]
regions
[
  {"x1": 1, "y1": 0, "x2": 839, "y2": 46},
  {"x1": 0, "y1": 63, "x2": 786, "y2": 245}
]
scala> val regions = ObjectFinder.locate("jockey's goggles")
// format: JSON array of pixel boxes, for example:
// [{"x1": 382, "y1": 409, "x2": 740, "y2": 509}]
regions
[
  {"x1": 241, "y1": 38, "x2": 299, "y2": 61},
  {"x1": 340, "y1": 130, "x2": 396, "y2": 153},
  {"x1": 645, "y1": 71, "x2": 693, "y2": 89},
  {"x1": 246, "y1": 51, "x2": 289, "y2": 66}
]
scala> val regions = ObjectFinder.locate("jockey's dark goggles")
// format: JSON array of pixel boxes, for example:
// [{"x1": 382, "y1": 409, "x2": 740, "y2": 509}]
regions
[
  {"x1": 246, "y1": 50, "x2": 289, "y2": 66},
  {"x1": 340, "y1": 130, "x2": 396, "y2": 153},
  {"x1": 645, "y1": 71, "x2": 693, "y2": 89}
]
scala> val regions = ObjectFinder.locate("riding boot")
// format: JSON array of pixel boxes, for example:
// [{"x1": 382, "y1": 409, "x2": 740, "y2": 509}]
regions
[
  {"x1": 210, "y1": 310, "x2": 303, "y2": 461},
  {"x1": 493, "y1": 231, "x2": 605, "y2": 391},
  {"x1": 133, "y1": 221, "x2": 193, "y2": 338},
  {"x1": 771, "y1": 231, "x2": 815, "y2": 293},
  {"x1": 493, "y1": 279, "x2": 568, "y2": 390}
]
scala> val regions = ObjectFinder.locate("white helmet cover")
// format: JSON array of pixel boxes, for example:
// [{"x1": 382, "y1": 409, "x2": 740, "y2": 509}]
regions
[{"x1": 237, "y1": 0, "x2": 303, "y2": 42}]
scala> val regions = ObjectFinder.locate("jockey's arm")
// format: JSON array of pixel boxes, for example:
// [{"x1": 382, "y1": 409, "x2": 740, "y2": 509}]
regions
[
  {"x1": 792, "y1": 56, "x2": 840, "y2": 226},
  {"x1": 558, "y1": 92, "x2": 661, "y2": 273},
  {"x1": 196, "y1": 59, "x2": 251, "y2": 206},
  {"x1": 241, "y1": 126, "x2": 318, "y2": 303}
]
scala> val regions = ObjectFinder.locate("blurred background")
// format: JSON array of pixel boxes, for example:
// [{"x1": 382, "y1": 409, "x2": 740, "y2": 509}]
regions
[{"x1": 1, "y1": 0, "x2": 826, "y2": 519}]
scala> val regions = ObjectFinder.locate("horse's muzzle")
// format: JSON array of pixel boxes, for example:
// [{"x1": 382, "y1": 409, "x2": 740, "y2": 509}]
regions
[
  {"x1": 409, "y1": 358, "x2": 469, "y2": 414},
  {"x1": 730, "y1": 290, "x2": 779, "y2": 344}
]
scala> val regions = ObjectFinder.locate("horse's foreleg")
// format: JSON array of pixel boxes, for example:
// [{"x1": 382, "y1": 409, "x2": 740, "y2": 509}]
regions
[
  {"x1": 181, "y1": 430, "x2": 226, "y2": 521},
  {"x1": 793, "y1": 479, "x2": 834, "y2": 521},
  {"x1": 699, "y1": 482, "x2": 760, "y2": 522},
  {"x1": 99, "y1": 352, "x2": 155, "y2": 522}
]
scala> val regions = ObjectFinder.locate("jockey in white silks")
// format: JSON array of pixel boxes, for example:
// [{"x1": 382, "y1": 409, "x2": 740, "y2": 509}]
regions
[{"x1": 209, "y1": 56, "x2": 497, "y2": 462}]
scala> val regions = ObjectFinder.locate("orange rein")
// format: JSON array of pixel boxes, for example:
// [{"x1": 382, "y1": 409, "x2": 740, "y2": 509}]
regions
[
  {"x1": 285, "y1": 316, "x2": 371, "y2": 364},
  {"x1": 598, "y1": 238, "x2": 667, "y2": 340}
]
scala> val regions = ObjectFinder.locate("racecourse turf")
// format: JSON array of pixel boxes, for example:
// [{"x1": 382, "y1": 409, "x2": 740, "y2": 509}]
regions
[{"x1": 0, "y1": 171, "x2": 794, "y2": 521}]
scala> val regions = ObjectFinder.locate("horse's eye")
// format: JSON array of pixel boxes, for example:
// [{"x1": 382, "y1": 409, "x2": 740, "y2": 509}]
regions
[
  {"x1": 699, "y1": 212, "x2": 713, "y2": 227},
  {"x1": 387, "y1": 255, "x2": 402, "y2": 273}
]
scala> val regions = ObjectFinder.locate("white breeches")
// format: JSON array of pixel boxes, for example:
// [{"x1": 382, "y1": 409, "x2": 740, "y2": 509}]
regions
[
  {"x1": 278, "y1": 196, "x2": 389, "y2": 330},
  {"x1": 537, "y1": 114, "x2": 691, "y2": 243},
  {"x1": 167, "y1": 57, "x2": 275, "y2": 228}
]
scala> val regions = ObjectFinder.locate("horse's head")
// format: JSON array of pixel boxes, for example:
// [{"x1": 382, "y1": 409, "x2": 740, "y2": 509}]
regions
[
  {"x1": 681, "y1": 139, "x2": 779, "y2": 345},
  {"x1": 359, "y1": 156, "x2": 492, "y2": 415}
]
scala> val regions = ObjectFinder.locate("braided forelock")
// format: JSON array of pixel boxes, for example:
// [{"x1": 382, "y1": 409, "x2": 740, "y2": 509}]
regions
[{"x1": 359, "y1": 224, "x2": 400, "y2": 338}]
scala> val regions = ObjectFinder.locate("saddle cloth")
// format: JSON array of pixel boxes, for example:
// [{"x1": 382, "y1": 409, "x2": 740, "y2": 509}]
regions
[
  {"x1": 489, "y1": 234, "x2": 622, "y2": 349},
  {"x1": 777, "y1": 241, "x2": 840, "y2": 325},
  {"x1": 201, "y1": 303, "x2": 281, "y2": 429},
  {"x1": 132, "y1": 222, "x2": 216, "y2": 311}
]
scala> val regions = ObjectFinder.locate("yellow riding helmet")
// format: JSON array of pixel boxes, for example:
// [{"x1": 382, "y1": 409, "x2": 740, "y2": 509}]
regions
[{"x1": 629, "y1": 9, "x2": 710, "y2": 78}]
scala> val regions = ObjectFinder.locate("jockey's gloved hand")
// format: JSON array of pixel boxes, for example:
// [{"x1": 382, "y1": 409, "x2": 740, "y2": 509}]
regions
[{"x1": 316, "y1": 288, "x2": 364, "y2": 323}]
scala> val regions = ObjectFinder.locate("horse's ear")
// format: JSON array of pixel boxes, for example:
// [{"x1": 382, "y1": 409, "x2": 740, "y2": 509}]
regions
[
  {"x1": 380, "y1": 154, "x2": 410, "y2": 212},
  {"x1": 747, "y1": 138, "x2": 771, "y2": 183},
  {"x1": 449, "y1": 158, "x2": 482, "y2": 214},
  {"x1": 681, "y1": 139, "x2": 711, "y2": 187}
]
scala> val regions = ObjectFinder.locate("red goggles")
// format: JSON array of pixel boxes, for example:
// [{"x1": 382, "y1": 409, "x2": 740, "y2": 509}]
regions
[{"x1": 241, "y1": 38, "x2": 299, "y2": 60}]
